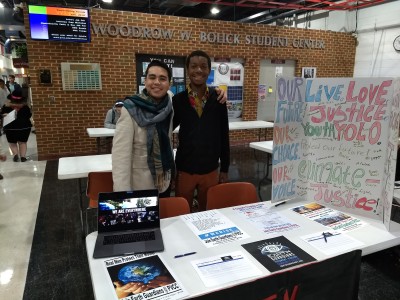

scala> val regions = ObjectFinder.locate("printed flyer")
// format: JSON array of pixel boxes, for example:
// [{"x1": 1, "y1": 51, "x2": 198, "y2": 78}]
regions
[
  {"x1": 190, "y1": 251, "x2": 262, "y2": 287},
  {"x1": 181, "y1": 210, "x2": 249, "y2": 247},
  {"x1": 242, "y1": 236, "x2": 315, "y2": 272},
  {"x1": 291, "y1": 202, "x2": 366, "y2": 232},
  {"x1": 104, "y1": 253, "x2": 187, "y2": 300},
  {"x1": 232, "y1": 202, "x2": 300, "y2": 234}
]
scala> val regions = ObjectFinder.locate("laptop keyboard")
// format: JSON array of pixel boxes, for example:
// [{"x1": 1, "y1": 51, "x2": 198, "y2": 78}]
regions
[{"x1": 103, "y1": 231, "x2": 156, "y2": 245}]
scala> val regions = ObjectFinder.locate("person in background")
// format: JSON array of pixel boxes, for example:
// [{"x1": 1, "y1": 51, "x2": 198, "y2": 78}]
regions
[
  {"x1": 0, "y1": 141, "x2": 6, "y2": 180},
  {"x1": 1, "y1": 89, "x2": 32, "y2": 162},
  {"x1": 173, "y1": 50, "x2": 230, "y2": 212},
  {"x1": 0, "y1": 79, "x2": 9, "y2": 136},
  {"x1": 104, "y1": 101, "x2": 124, "y2": 129},
  {"x1": 0, "y1": 79, "x2": 8, "y2": 107},
  {"x1": 6, "y1": 75, "x2": 21, "y2": 93},
  {"x1": 112, "y1": 60, "x2": 175, "y2": 197}
]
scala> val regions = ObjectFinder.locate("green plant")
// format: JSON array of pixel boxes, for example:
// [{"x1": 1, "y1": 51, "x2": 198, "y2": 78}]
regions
[{"x1": 15, "y1": 44, "x2": 28, "y2": 59}]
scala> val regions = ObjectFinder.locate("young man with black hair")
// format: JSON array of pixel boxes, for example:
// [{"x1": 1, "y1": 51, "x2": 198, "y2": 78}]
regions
[
  {"x1": 173, "y1": 50, "x2": 230, "y2": 212},
  {"x1": 6, "y1": 75, "x2": 21, "y2": 93},
  {"x1": 104, "y1": 101, "x2": 124, "y2": 129}
]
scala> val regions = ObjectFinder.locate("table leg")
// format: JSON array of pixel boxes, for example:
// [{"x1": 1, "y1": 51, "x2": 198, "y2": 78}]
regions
[
  {"x1": 78, "y1": 178, "x2": 86, "y2": 237},
  {"x1": 96, "y1": 137, "x2": 101, "y2": 154}
]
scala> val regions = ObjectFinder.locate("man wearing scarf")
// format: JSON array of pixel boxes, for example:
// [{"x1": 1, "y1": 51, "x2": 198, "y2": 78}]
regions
[{"x1": 112, "y1": 60, "x2": 174, "y2": 197}]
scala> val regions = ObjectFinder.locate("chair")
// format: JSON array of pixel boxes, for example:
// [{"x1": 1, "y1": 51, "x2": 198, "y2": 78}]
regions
[
  {"x1": 159, "y1": 197, "x2": 190, "y2": 219},
  {"x1": 85, "y1": 171, "x2": 114, "y2": 235},
  {"x1": 206, "y1": 182, "x2": 258, "y2": 210}
]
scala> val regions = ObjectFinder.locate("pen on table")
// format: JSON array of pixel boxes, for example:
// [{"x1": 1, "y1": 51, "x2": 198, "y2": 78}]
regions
[
  {"x1": 174, "y1": 252, "x2": 197, "y2": 258},
  {"x1": 274, "y1": 201, "x2": 286, "y2": 207},
  {"x1": 322, "y1": 232, "x2": 327, "y2": 243}
]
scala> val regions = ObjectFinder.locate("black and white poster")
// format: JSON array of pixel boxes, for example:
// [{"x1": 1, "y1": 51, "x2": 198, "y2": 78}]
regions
[
  {"x1": 242, "y1": 236, "x2": 315, "y2": 272},
  {"x1": 135, "y1": 54, "x2": 186, "y2": 95}
]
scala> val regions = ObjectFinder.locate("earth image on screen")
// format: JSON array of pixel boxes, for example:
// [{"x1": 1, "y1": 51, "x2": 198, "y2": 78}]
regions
[{"x1": 118, "y1": 263, "x2": 161, "y2": 284}]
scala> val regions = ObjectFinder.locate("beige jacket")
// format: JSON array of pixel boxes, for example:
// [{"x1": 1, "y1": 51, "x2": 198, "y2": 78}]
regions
[{"x1": 112, "y1": 102, "x2": 174, "y2": 193}]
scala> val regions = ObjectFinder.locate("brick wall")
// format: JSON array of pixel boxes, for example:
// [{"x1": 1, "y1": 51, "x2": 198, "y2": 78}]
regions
[{"x1": 24, "y1": 8, "x2": 356, "y2": 160}]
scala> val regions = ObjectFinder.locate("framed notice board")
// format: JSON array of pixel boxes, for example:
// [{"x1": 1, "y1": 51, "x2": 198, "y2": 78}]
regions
[{"x1": 135, "y1": 54, "x2": 186, "y2": 95}]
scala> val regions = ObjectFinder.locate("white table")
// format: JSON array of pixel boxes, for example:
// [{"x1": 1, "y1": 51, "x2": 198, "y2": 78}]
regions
[
  {"x1": 249, "y1": 140, "x2": 273, "y2": 154},
  {"x1": 249, "y1": 141, "x2": 274, "y2": 201},
  {"x1": 58, "y1": 154, "x2": 112, "y2": 233},
  {"x1": 85, "y1": 199, "x2": 400, "y2": 300},
  {"x1": 90, "y1": 121, "x2": 274, "y2": 151},
  {"x1": 174, "y1": 120, "x2": 274, "y2": 134},
  {"x1": 87, "y1": 128, "x2": 115, "y2": 154},
  {"x1": 229, "y1": 120, "x2": 274, "y2": 132},
  {"x1": 58, "y1": 154, "x2": 112, "y2": 180},
  {"x1": 173, "y1": 120, "x2": 274, "y2": 144}
]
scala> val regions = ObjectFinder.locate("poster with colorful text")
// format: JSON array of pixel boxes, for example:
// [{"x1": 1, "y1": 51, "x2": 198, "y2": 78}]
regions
[{"x1": 272, "y1": 77, "x2": 400, "y2": 229}]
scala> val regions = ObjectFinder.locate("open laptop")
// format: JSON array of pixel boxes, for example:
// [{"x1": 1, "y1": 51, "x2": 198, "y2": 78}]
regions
[{"x1": 93, "y1": 189, "x2": 164, "y2": 259}]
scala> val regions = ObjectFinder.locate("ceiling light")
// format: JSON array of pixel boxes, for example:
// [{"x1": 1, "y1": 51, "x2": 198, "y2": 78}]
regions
[
  {"x1": 211, "y1": 8, "x2": 220, "y2": 15},
  {"x1": 102, "y1": 0, "x2": 113, "y2": 3},
  {"x1": 0, "y1": 3, "x2": 4, "y2": 8}
]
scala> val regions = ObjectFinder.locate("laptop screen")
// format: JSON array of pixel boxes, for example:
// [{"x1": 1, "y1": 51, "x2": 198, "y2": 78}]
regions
[{"x1": 97, "y1": 190, "x2": 160, "y2": 233}]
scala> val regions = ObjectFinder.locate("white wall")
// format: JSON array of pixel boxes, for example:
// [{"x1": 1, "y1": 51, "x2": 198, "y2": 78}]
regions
[
  {"x1": 0, "y1": 45, "x2": 24, "y2": 83},
  {"x1": 283, "y1": 1, "x2": 400, "y2": 78}
]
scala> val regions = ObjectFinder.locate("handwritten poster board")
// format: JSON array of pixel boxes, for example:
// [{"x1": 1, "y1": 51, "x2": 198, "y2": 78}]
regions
[{"x1": 272, "y1": 77, "x2": 400, "y2": 230}]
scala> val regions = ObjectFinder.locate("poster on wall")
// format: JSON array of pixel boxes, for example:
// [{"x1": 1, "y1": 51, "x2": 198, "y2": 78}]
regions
[
  {"x1": 208, "y1": 61, "x2": 244, "y2": 120},
  {"x1": 258, "y1": 85, "x2": 266, "y2": 101},
  {"x1": 302, "y1": 67, "x2": 316, "y2": 78},
  {"x1": 272, "y1": 77, "x2": 400, "y2": 229},
  {"x1": 135, "y1": 54, "x2": 186, "y2": 95}
]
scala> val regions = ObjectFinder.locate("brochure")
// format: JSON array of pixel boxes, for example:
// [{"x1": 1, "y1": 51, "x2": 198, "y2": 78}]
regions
[
  {"x1": 181, "y1": 210, "x2": 249, "y2": 248},
  {"x1": 300, "y1": 230, "x2": 364, "y2": 256},
  {"x1": 291, "y1": 202, "x2": 366, "y2": 232},
  {"x1": 242, "y1": 236, "x2": 315, "y2": 272},
  {"x1": 190, "y1": 251, "x2": 262, "y2": 287},
  {"x1": 104, "y1": 253, "x2": 188, "y2": 300},
  {"x1": 232, "y1": 202, "x2": 300, "y2": 234}
]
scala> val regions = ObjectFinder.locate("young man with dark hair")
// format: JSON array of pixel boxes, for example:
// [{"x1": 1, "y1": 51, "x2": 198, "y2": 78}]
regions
[
  {"x1": 173, "y1": 50, "x2": 230, "y2": 212},
  {"x1": 104, "y1": 101, "x2": 124, "y2": 129},
  {"x1": 112, "y1": 60, "x2": 175, "y2": 197},
  {"x1": 6, "y1": 75, "x2": 21, "y2": 93}
]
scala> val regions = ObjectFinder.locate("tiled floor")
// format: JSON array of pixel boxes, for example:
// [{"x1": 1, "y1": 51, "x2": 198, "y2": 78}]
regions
[
  {"x1": 0, "y1": 133, "x2": 46, "y2": 300},
  {"x1": 0, "y1": 136, "x2": 400, "y2": 299}
]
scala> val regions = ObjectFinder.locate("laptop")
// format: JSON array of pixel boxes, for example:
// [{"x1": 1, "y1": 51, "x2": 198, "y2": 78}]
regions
[{"x1": 93, "y1": 189, "x2": 164, "y2": 259}]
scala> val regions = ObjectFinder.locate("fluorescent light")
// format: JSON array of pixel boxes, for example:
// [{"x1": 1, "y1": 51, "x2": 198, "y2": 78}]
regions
[
  {"x1": 102, "y1": 0, "x2": 113, "y2": 3},
  {"x1": 211, "y1": 7, "x2": 220, "y2": 15}
]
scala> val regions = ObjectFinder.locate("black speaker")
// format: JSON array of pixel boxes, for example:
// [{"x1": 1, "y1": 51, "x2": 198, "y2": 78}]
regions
[{"x1": 39, "y1": 69, "x2": 52, "y2": 84}]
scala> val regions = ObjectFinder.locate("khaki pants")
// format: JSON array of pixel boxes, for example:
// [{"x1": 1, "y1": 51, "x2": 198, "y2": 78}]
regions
[{"x1": 175, "y1": 169, "x2": 219, "y2": 212}]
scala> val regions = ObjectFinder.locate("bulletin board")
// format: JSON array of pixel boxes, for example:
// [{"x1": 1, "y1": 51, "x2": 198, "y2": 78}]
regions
[
  {"x1": 135, "y1": 54, "x2": 186, "y2": 95},
  {"x1": 208, "y1": 61, "x2": 244, "y2": 120},
  {"x1": 272, "y1": 77, "x2": 400, "y2": 230}
]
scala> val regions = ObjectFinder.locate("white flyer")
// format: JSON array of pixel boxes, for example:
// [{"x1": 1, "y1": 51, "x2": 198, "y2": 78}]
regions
[
  {"x1": 191, "y1": 251, "x2": 262, "y2": 287},
  {"x1": 181, "y1": 210, "x2": 249, "y2": 247},
  {"x1": 232, "y1": 202, "x2": 300, "y2": 234},
  {"x1": 2, "y1": 109, "x2": 16, "y2": 127},
  {"x1": 300, "y1": 230, "x2": 364, "y2": 256}
]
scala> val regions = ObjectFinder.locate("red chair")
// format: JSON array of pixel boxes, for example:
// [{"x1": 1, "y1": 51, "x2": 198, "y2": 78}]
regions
[
  {"x1": 85, "y1": 171, "x2": 114, "y2": 235},
  {"x1": 159, "y1": 197, "x2": 190, "y2": 218},
  {"x1": 206, "y1": 182, "x2": 258, "y2": 210}
]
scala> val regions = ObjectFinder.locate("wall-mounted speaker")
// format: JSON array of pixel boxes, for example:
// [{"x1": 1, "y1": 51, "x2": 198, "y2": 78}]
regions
[{"x1": 39, "y1": 69, "x2": 52, "y2": 84}]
